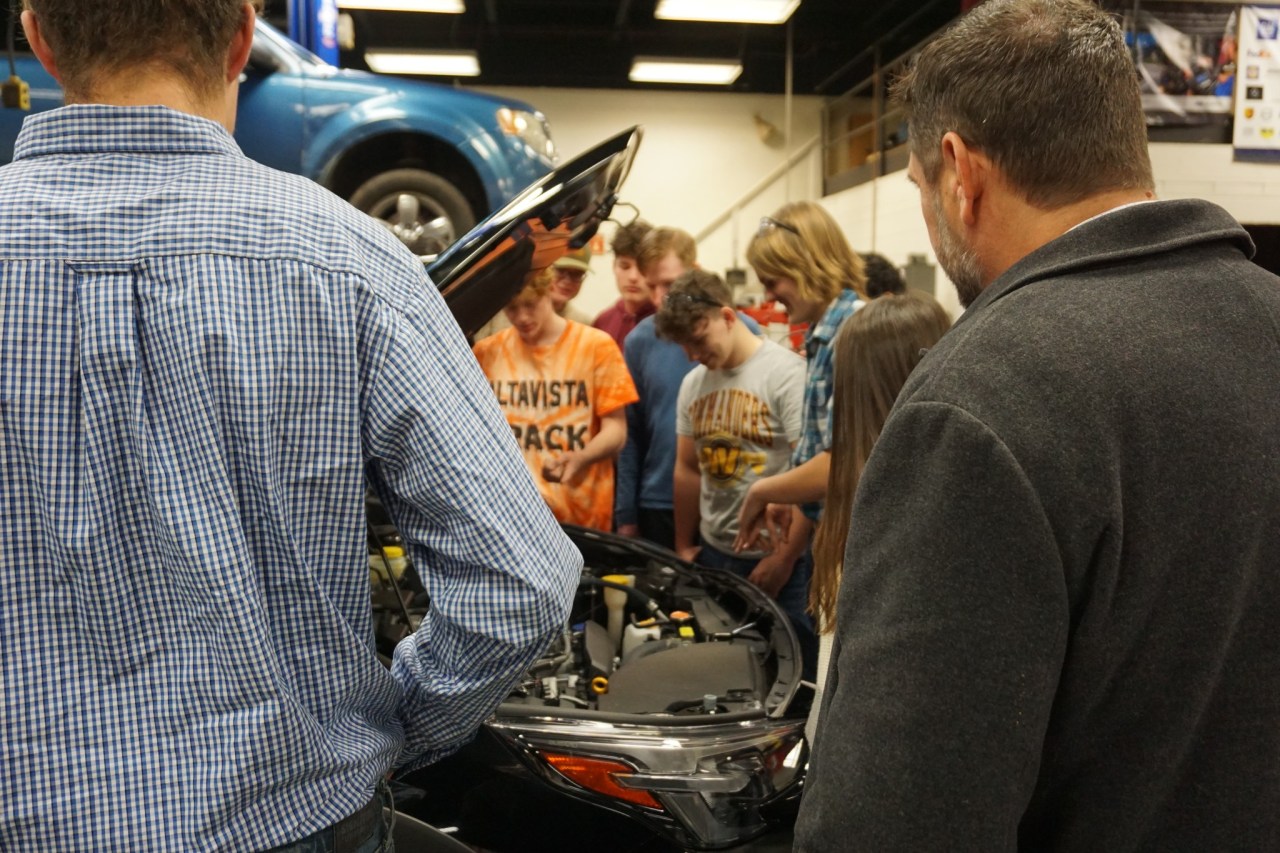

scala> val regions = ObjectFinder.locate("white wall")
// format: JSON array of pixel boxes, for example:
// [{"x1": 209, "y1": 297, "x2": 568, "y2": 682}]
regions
[
  {"x1": 820, "y1": 170, "x2": 960, "y2": 318},
  {"x1": 820, "y1": 141, "x2": 1280, "y2": 321},
  {"x1": 477, "y1": 85, "x2": 825, "y2": 319},
  {"x1": 1149, "y1": 143, "x2": 1280, "y2": 222},
  {"x1": 470, "y1": 80, "x2": 1280, "y2": 323}
]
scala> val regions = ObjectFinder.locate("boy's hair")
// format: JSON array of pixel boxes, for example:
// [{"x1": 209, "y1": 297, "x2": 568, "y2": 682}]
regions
[
  {"x1": 654, "y1": 269, "x2": 731, "y2": 343},
  {"x1": 746, "y1": 201, "x2": 866, "y2": 305},
  {"x1": 610, "y1": 219, "x2": 653, "y2": 260},
  {"x1": 23, "y1": 0, "x2": 263, "y2": 103},
  {"x1": 637, "y1": 227, "x2": 697, "y2": 275},
  {"x1": 861, "y1": 253, "x2": 907, "y2": 298},
  {"x1": 506, "y1": 268, "x2": 553, "y2": 306}
]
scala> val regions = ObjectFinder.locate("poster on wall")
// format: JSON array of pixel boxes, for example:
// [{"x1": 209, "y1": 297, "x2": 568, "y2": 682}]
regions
[
  {"x1": 1106, "y1": 1, "x2": 1238, "y2": 127},
  {"x1": 1234, "y1": 5, "x2": 1280, "y2": 161}
]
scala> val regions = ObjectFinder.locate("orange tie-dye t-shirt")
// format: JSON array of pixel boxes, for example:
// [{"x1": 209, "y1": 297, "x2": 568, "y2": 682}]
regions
[{"x1": 473, "y1": 321, "x2": 638, "y2": 531}]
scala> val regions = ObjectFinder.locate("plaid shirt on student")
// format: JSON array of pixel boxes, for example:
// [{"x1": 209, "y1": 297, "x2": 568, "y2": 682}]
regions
[
  {"x1": 793, "y1": 288, "x2": 864, "y2": 521},
  {"x1": 0, "y1": 105, "x2": 579, "y2": 851}
]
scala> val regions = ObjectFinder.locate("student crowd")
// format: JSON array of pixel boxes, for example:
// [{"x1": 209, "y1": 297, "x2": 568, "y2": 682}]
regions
[
  {"x1": 468, "y1": 201, "x2": 949, "y2": 681},
  {"x1": 7, "y1": 0, "x2": 1277, "y2": 849}
]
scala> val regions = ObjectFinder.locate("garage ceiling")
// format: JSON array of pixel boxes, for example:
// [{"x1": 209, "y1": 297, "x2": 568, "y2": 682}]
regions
[{"x1": 263, "y1": 0, "x2": 960, "y2": 96}]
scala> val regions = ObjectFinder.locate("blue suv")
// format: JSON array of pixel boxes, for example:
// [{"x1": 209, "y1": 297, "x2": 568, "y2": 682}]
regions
[{"x1": 0, "y1": 17, "x2": 556, "y2": 253}]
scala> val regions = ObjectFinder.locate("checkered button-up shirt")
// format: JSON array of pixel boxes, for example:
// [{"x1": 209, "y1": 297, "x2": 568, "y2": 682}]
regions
[
  {"x1": 793, "y1": 288, "x2": 864, "y2": 521},
  {"x1": 0, "y1": 105, "x2": 579, "y2": 851}
]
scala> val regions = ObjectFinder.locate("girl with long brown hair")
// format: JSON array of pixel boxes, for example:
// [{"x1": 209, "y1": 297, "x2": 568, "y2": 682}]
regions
[{"x1": 810, "y1": 291, "x2": 952, "y2": 643}]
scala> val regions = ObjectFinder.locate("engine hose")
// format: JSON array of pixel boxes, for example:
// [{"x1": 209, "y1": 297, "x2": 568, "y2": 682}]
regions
[{"x1": 579, "y1": 576, "x2": 669, "y2": 622}]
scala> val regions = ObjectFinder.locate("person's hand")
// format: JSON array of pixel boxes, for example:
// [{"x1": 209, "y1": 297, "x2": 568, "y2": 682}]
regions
[
  {"x1": 736, "y1": 498, "x2": 792, "y2": 554},
  {"x1": 617, "y1": 523, "x2": 640, "y2": 538},
  {"x1": 746, "y1": 550, "x2": 797, "y2": 599},
  {"x1": 676, "y1": 544, "x2": 702, "y2": 563},
  {"x1": 559, "y1": 451, "x2": 591, "y2": 485},
  {"x1": 765, "y1": 503, "x2": 794, "y2": 546},
  {"x1": 542, "y1": 452, "x2": 589, "y2": 486}
]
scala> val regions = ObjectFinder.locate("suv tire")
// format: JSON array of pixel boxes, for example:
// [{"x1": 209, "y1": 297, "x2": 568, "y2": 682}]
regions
[{"x1": 349, "y1": 168, "x2": 476, "y2": 255}]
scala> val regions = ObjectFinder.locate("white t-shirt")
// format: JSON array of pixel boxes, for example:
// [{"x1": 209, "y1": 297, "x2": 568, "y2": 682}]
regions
[{"x1": 675, "y1": 338, "x2": 805, "y2": 556}]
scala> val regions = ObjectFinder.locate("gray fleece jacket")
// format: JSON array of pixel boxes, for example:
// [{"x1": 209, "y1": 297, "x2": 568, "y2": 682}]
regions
[{"x1": 796, "y1": 199, "x2": 1280, "y2": 852}]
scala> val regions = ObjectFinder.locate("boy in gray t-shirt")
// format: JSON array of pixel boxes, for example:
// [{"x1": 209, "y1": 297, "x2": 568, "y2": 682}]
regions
[{"x1": 656, "y1": 270, "x2": 812, "y2": 650}]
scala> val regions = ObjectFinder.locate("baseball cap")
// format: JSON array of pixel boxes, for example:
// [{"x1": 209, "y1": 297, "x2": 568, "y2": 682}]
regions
[{"x1": 552, "y1": 245, "x2": 593, "y2": 273}]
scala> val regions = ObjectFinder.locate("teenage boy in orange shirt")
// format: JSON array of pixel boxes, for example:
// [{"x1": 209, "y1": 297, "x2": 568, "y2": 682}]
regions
[{"x1": 474, "y1": 268, "x2": 638, "y2": 530}]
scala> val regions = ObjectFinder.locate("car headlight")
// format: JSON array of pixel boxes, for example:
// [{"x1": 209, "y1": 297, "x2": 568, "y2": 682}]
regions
[
  {"x1": 490, "y1": 714, "x2": 806, "y2": 848},
  {"x1": 496, "y1": 107, "x2": 557, "y2": 164}
]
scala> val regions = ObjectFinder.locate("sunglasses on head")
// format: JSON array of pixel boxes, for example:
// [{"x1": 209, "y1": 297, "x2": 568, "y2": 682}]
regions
[
  {"x1": 758, "y1": 216, "x2": 799, "y2": 236},
  {"x1": 664, "y1": 292, "x2": 724, "y2": 309}
]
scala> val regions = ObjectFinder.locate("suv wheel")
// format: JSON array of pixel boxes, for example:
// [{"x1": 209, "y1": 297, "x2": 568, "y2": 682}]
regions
[{"x1": 349, "y1": 168, "x2": 476, "y2": 256}]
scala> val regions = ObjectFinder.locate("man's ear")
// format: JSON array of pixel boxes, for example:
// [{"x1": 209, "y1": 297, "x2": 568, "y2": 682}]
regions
[
  {"x1": 721, "y1": 305, "x2": 736, "y2": 326},
  {"x1": 226, "y1": 3, "x2": 256, "y2": 83},
  {"x1": 940, "y1": 131, "x2": 988, "y2": 228},
  {"x1": 21, "y1": 10, "x2": 61, "y2": 82}
]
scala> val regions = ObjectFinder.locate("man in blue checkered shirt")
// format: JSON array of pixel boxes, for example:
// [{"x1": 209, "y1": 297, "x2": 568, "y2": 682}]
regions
[{"x1": 0, "y1": 2, "x2": 580, "y2": 850}]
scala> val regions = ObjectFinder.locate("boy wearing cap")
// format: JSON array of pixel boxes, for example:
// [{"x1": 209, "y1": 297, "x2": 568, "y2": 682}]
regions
[{"x1": 548, "y1": 245, "x2": 595, "y2": 325}]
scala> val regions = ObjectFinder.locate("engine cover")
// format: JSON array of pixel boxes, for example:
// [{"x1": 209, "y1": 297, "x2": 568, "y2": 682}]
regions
[{"x1": 597, "y1": 641, "x2": 764, "y2": 714}]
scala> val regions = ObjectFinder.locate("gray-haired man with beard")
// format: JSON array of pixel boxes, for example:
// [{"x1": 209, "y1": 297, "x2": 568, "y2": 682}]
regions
[{"x1": 797, "y1": 0, "x2": 1280, "y2": 849}]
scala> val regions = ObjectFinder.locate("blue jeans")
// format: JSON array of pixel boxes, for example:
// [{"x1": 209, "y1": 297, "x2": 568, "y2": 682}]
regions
[
  {"x1": 698, "y1": 539, "x2": 818, "y2": 683},
  {"x1": 637, "y1": 507, "x2": 675, "y2": 551}
]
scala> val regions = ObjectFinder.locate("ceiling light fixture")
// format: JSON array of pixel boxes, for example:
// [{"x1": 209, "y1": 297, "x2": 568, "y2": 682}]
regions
[
  {"x1": 629, "y1": 57, "x2": 743, "y2": 86},
  {"x1": 654, "y1": 0, "x2": 800, "y2": 25},
  {"x1": 338, "y1": 0, "x2": 465, "y2": 12},
  {"x1": 365, "y1": 49, "x2": 480, "y2": 76}
]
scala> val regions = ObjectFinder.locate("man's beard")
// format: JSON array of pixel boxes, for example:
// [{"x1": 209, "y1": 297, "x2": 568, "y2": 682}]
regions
[{"x1": 932, "y1": 193, "x2": 984, "y2": 308}]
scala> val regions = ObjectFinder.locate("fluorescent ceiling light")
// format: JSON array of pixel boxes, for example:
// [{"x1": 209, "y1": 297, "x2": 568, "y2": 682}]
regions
[
  {"x1": 365, "y1": 49, "x2": 480, "y2": 76},
  {"x1": 339, "y1": 0, "x2": 464, "y2": 12},
  {"x1": 655, "y1": 0, "x2": 800, "y2": 24},
  {"x1": 629, "y1": 57, "x2": 743, "y2": 85}
]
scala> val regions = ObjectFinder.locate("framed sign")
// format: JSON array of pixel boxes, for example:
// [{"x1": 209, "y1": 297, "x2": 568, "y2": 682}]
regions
[
  {"x1": 1234, "y1": 5, "x2": 1280, "y2": 161},
  {"x1": 1105, "y1": 1, "x2": 1240, "y2": 126}
]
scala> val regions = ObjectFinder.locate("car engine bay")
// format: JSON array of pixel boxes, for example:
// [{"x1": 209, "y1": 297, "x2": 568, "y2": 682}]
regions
[
  {"x1": 369, "y1": 499, "x2": 800, "y2": 719},
  {"x1": 368, "y1": 500, "x2": 806, "y2": 851}
]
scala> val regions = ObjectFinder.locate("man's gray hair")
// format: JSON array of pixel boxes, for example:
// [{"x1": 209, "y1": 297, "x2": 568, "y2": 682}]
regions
[{"x1": 891, "y1": 0, "x2": 1153, "y2": 207}]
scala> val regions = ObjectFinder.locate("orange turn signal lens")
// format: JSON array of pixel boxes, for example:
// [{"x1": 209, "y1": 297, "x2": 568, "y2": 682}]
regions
[
  {"x1": 539, "y1": 752, "x2": 662, "y2": 810},
  {"x1": 495, "y1": 107, "x2": 527, "y2": 135}
]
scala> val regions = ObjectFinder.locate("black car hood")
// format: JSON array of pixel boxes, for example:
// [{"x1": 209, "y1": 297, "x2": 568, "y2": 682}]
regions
[{"x1": 428, "y1": 127, "x2": 642, "y2": 337}]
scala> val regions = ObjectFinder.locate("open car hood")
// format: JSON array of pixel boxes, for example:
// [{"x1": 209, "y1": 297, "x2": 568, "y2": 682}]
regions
[
  {"x1": 427, "y1": 127, "x2": 642, "y2": 337},
  {"x1": 371, "y1": 519, "x2": 807, "y2": 852}
]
